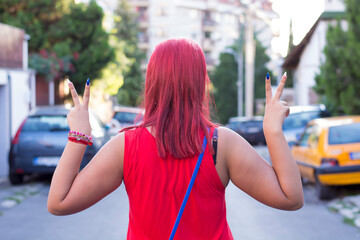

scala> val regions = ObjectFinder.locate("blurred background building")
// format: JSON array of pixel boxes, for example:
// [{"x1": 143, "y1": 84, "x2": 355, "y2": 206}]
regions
[
  {"x1": 0, "y1": 23, "x2": 35, "y2": 176},
  {"x1": 127, "y1": 0, "x2": 277, "y2": 73},
  {"x1": 282, "y1": 0, "x2": 345, "y2": 106}
]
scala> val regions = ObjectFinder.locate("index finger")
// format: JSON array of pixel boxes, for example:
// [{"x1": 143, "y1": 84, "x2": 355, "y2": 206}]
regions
[
  {"x1": 83, "y1": 78, "x2": 90, "y2": 108},
  {"x1": 274, "y1": 72, "x2": 287, "y2": 100},
  {"x1": 68, "y1": 81, "x2": 81, "y2": 107},
  {"x1": 265, "y1": 73, "x2": 272, "y2": 104}
]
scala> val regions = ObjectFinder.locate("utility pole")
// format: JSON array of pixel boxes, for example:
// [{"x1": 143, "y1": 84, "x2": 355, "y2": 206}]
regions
[
  {"x1": 245, "y1": 10, "x2": 255, "y2": 117},
  {"x1": 237, "y1": 15, "x2": 245, "y2": 117}
]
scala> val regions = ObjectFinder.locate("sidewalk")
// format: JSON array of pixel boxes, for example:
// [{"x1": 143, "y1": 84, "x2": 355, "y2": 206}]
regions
[
  {"x1": 0, "y1": 176, "x2": 43, "y2": 215},
  {"x1": 328, "y1": 195, "x2": 360, "y2": 228}
]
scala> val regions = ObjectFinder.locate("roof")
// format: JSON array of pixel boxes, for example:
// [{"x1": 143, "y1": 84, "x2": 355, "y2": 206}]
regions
[
  {"x1": 228, "y1": 116, "x2": 264, "y2": 123},
  {"x1": 30, "y1": 105, "x2": 69, "y2": 116},
  {"x1": 310, "y1": 115, "x2": 360, "y2": 128},
  {"x1": 289, "y1": 104, "x2": 326, "y2": 114},
  {"x1": 282, "y1": 11, "x2": 346, "y2": 69}
]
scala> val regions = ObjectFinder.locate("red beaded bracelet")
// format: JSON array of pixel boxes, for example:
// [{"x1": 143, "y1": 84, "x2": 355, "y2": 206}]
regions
[{"x1": 68, "y1": 130, "x2": 93, "y2": 146}]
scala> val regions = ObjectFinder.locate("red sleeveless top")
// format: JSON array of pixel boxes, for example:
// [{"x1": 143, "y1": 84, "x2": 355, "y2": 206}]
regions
[{"x1": 123, "y1": 128, "x2": 233, "y2": 240}]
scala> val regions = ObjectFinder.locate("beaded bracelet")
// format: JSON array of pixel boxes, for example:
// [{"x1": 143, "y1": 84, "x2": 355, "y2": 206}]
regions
[{"x1": 68, "y1": 130, "x2": 93, "y2": 146}]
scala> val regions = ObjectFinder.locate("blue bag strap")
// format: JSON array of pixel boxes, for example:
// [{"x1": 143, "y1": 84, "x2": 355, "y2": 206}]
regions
[{"x1": 169, "y1": 135, "x2": 208, "y2": 240}]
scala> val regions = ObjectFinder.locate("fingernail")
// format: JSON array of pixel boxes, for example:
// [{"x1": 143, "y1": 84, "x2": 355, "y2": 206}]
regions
[
  {"x1": 266, "y1": 73, "x2": 269, "y2": 80},
  {"x1": 86, "y1": 78, "x2": 90, "y2": 86},
  {"x1": 283, "y1": 72, "x2": 287, "y2": 77}
]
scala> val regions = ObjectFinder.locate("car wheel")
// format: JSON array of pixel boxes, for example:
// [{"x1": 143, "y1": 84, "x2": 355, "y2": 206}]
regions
[
  {"x1": 9, "y1": 172, "x2": 24, "y2": 185},
  {"x1": 315, "y1": 178, "x2": 334, "y2": 200}
]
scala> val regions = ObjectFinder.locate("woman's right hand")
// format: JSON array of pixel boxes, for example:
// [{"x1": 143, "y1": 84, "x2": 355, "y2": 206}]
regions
[
  {"x1": 263, "y1": 73, "x2": 290, "y2": 135},
  {"x1": 67, "y1": 79, "x2": 91, "y2": 135}
]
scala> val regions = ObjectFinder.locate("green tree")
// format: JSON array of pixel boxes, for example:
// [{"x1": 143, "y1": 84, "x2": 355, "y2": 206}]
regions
[
  {"x1": 254, "y1": 38, "x2": 273, "y2": 100},
  {"x1": 212, "y1": 37, "x2": 273, "y2": 124},
  {"x1": 314, "y1": 0, "x2": 360, "y2": 115},
  {"x1": 283, "y1": 19, "x2": 294, "y2": 88},
  {"x1": 55, "y1": 0, "x2": 114, "y2": 90},
  {"x1": 212, "y1": 53, "x2": 238, "y2": 124},
  {"x1": 113, "y1": 0, "x2": 145, "y2": 106},
  {"x1": 0, "y1": 0, "x2": 114, "y2": 93}
]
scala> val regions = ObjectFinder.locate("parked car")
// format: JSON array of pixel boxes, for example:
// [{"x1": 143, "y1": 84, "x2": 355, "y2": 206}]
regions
[
  {"x1": 226, "y1": 116, "x2": 266, "y2": 145},
  {"x1": 292, "y1": 116, "x2": 360, "y2": 199},
  {"x1": 107, "y1": 106, "x2": 144, "y2": 135},
  {"x1": 8, "y1": 106, "x2": 110, "y2": 185},
  {"x1": 283, "y1": 105, "x2": 330, "y2": 148}
]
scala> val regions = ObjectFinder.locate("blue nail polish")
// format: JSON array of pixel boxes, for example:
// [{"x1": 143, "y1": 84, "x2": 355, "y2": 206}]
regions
[
  {"x1": 266, "y1": 73, "x2": 270, "y2": 80},
  {"x1": 86, "y1": 78, "x2": 90, "y2": 85}
]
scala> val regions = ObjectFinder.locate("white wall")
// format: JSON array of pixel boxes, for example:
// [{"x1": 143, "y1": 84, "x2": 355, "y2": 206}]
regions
[
  {"x1": 0, "y1": 83, "x2": 9, "y2": 176},
  {"x1": 0, "y1": 69, "x2": 32, "y2": 176},
  {"x1": 294, "y1": 18, "x2": 346, "y2": 106}
]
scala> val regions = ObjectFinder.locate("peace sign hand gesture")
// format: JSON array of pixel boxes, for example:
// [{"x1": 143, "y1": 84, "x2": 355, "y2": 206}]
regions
[
  {"x1": 263, "y1": 73, "x2": 290, "y2": 135},
  {"x1": 67, "y1": 79, "x2": 91, "y2": 136}
]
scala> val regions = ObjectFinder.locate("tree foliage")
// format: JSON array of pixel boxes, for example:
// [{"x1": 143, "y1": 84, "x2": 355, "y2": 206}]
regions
[
  {"x1": 212, "y1": 38, "x2": 273, "y2": 124},
  {"x1": 0, "y1": 0, "x2": 114, "y2": 93},
  {"x1": 212, "y1": 53, "x2": 238, "y2": 124},
  {"x1": 113, "y1": 0, "x2": 145, "y2": 106},
  {"x1": 315, "y1": 0, "x2": 360, "y2": 115},
  {"x1": 254, "y1": 39, "x2": 273, "y2": 100},
  {"x1": 283, "y1": 19, "x2": 294, "y2": 88}
]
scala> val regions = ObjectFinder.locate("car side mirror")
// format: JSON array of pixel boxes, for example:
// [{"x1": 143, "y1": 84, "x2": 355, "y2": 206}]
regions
[{"x1": 296, "y1": 133, "x2": 302, "y2": 142}]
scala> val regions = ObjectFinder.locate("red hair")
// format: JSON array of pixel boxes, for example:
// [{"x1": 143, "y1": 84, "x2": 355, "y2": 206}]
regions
[{"x1": 132, "y1": 39, "x2": 215, "y2": 159}]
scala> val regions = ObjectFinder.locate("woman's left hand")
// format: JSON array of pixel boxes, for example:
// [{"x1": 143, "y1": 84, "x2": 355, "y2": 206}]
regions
[
  {"x1": 263, "y1": 73, "x2": 290, "y2": 135},
  {"x1": 67, "y1": 79, "x2": 91, "y2": 135}
]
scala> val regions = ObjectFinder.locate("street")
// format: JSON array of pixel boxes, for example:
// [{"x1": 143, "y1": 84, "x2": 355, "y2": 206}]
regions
[{"x1": 1, "y1": 146, "x2": 360, "y2": 239}]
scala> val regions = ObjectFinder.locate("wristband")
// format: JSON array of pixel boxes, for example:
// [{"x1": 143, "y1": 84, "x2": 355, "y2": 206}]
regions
[{"x1": 68, "y1": 130, "x2": 93, "y2": 146}]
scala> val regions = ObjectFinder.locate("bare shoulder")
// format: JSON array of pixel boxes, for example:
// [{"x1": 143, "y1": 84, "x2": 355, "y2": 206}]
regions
[
  {"x1": 217, "y1": 126, "x2": 250, "y2": 155},
  {"x1": 106, "y1": 132, "x2": 125, "y2": 157}
]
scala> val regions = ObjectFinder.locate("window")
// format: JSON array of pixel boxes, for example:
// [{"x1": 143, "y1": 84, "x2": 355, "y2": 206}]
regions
[
  {"x1": 23, "y1": 115, "x2": 69, "y2": 132},
  {"x1": 328, "y1": 123, "x2": 360, "y2": 145},
  {"x1": 283, "y1": 111, "x2": 321, "y2": 130},
  {"x1": 300, "y1": 125, "x2": 313, "y2": 147}
]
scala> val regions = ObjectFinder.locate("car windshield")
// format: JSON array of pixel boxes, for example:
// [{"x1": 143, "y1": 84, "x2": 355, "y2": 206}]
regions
[
  {"x1": 22, "y1": 115, "x2": 69, "y2": 132},
  {"x1": 283, "y1": 111, "x2": 321, "y2": 130},
  {"x1": 113, "y1": 112, "x2": 140, "y2": 124},
  {"x1": 328, "y1": 123, "x2": 360, "y2": 145}
]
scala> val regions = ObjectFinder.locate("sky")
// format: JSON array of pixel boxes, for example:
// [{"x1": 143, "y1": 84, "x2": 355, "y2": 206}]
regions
[{"x1": 270, "y1": 0, "x2": 325, "y2": 56}]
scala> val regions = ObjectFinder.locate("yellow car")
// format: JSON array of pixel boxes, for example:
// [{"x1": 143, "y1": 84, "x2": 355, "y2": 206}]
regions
[{"x1": 291, "y1": 116, "x2": 360, "y2": 199}]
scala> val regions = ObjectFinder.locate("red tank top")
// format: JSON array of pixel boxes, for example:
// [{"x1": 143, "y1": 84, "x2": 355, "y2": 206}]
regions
[{"x1": 124, "y1": 128, "x2": 233, "y2": 240}]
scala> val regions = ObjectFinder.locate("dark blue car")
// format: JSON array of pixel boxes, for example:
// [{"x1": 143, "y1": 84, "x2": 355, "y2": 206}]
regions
[{"x1": 8, "y1": 106, "x2": 110, "y2": 184}]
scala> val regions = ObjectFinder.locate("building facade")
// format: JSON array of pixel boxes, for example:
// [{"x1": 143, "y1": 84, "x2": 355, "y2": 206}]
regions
[
  {"x1": 0, "y1": 23, "x2": 35, "y2": 177},
  {"x1": 282, "y1": 0, "x2": 346, "y2": 106},
  {"x1": 129, "y1": 0, "x2": 277, "y2": 72}
]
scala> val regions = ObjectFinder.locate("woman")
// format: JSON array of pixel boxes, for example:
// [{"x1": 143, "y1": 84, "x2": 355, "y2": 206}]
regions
[{"x1": 48, "y1": 39, "x2": 303, "y2": 239}]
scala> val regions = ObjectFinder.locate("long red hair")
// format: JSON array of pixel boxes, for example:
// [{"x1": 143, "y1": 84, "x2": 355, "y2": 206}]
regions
[{"x1": 133, "y1": 39, "x2": 215, "y2": 159}]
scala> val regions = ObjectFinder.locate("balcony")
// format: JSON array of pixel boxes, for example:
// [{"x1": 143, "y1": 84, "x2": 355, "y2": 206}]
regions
[
  {"x1": 137, "y1": 32, "x2": 149, "y2": 50},
  {"x1": 205, "y1": 55, "x2": 215, "y2": 72},
  {"x1": 202, "y1": 18, "x2": 216, "y2": 32},
  {"x1": 203, "y1": 38, "x2": 214, "y2": 51},
  {"x1": 136, "y1": 15, "x2": 149, "y2": 28},
  {"x1": 135, "y1": 7, "x2": 149, "y2": 29},
  {"x1": 140, "y1": 59, "x2": 148, "y2": 72},
  {"x1": 129, "y1": 0, "x2": 149, "y2": 7}
]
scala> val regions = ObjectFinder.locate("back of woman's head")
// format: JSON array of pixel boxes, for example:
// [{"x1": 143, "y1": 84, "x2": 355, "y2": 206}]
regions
[{"x1": 141, "y1": 38, "x2": 214, "y2": 159}]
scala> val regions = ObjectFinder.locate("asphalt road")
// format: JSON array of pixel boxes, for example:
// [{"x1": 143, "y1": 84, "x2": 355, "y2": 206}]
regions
[{"x1": 1, "y1": 146, "x2": 360, "y2": 239}]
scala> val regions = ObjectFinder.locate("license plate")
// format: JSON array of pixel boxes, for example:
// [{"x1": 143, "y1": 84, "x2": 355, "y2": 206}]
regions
[
  {"x1": 247, "y1": 127, "x2": 259, "y2": 133},
  {"x1": 350, "y1": 152, "x2": 360, "y2": 160},
  {"x1": 33, "y1": 157, "x2": 61, "y2": 166}
]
